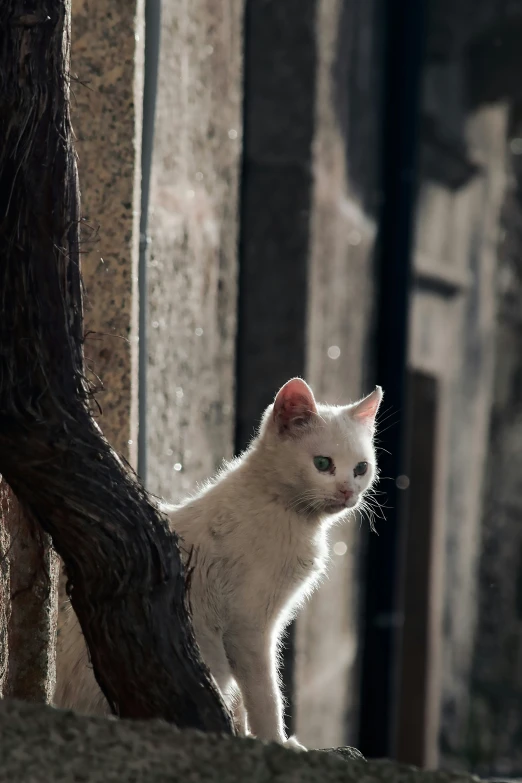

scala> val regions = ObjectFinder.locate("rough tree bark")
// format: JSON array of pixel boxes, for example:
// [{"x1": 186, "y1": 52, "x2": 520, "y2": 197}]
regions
[{"x1": 0, "y1": 0, "x2": 233, "y2": 733}]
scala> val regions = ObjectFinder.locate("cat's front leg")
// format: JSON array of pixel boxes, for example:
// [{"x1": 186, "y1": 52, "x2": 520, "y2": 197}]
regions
[
  {"x1": 233, "y1": 694, "x2": 249, "y2": 736},
  {"x1": 224, "y1": 627, "x2": 291, "y2": 746},
  {"x1": 283, "y1": 735, "x2": 307, "y2": 752},
  {"x1": 224, "y1": 628, "x2": 308, "y2": 750}
]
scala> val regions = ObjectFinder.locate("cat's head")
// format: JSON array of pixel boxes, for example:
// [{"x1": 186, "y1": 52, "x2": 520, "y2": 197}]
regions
[{"x1": 260, "y1": 378, "x2": 382, "y2": 520}]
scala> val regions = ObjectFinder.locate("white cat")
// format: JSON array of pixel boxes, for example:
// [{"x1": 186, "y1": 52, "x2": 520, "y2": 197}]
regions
[{"x1": 54, "y1": 377, "x2": 382, "y2": 750}]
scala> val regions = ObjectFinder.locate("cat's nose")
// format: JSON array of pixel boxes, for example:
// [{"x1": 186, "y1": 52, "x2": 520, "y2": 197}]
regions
[{"x1": 339, "y1": 488, "x2": 353, "y2": 500}]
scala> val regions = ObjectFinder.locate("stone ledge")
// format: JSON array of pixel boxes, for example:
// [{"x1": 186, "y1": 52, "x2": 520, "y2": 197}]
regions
[{"x1": 0, "y1": 698, "x2": 485, "y2": 783}]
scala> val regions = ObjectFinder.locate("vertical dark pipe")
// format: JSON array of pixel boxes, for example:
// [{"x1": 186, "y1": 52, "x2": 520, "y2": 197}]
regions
[
  {"x1": 357, "y1": 0, "x2": 426, "y2": 759},
  {"x1": 137, "y1": 0, "x2": 161, "y2": 484}
]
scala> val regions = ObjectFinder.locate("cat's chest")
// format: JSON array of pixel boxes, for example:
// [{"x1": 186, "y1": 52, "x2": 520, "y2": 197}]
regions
[
  {"x1": 285, "y1": 538, "x2": 324, "y2": 583},
  {"x1": 246, "y1": 527, "x2": 327, "y2": 615}
]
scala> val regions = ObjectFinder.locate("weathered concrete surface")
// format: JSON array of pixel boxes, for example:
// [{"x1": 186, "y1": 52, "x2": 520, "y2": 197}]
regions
[
  {"x1": 424, "y1": 5, "x2": 522, "y2": 776},
  {"x1": 295, "y1": 0, "x2": 382, "y2": 749},
  {"x1": 388, "y1": 2, "x2": 522, "y2": 771},
  {"x1": 4, "y1": 498, "x2": 58, "y2": 704},
  {"x1": 71, "y1": 0, "x2": 144, "y2": 462},
  {"x1": 437, "y1": 106, "x2": 507, "y2": 772},
  {"x1": 465, "y1": 104, "x2": 522, "y2": 778},
  {"x1": 146, "y1": 1, "x2": 243, "y2": 500},
  {"x1": 0, "y1": 698, "x2": 481, "y2": 783},
  {"x1": 0, "y1": 482, "x2": 59, "y2": 704},
  {"x1": 406, "y1": 47, "x2": 508, "y2": 762}
]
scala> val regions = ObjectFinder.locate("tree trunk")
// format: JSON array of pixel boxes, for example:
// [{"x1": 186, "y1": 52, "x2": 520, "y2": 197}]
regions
[{"x1": 0, "y1": 0, "x2": 233, "y2": 734}]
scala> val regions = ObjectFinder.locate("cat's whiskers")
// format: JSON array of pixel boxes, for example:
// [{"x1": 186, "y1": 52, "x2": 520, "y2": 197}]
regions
[
  {"x1": 288, "y1": 488, "x2": 320, "y2": 507},
  {"x1": 288, "y1": 487, "x2": 353, "y2": 518},
  {"x1": 375, "y1": 405, "x2": 400, "y2": 427},
  {"x1": 287, "y1": 489, "x2": 325, "y2": 516},
  {"x1": 364, "y1": 488, "x2": 389, "y2": 517},
  {"x1": 357, "y1": 484, "x2": 390, "y2": 533},
  {"x1": 358, "y1": 498, "x2": 377, "y2": 532}
]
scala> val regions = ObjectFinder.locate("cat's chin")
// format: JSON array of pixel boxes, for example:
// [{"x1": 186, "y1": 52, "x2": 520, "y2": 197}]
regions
[
  {"x1": 324, "y1": 500, "x2": 356, "y2": 514},
  {"x1": 326, "y1": 503, "x2": 345, "y2": 514}
]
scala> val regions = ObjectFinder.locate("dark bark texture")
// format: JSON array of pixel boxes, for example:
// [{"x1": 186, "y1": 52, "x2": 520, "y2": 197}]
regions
[{"x1": 0, "y1": 0, "x2": 233, "y2": 733}]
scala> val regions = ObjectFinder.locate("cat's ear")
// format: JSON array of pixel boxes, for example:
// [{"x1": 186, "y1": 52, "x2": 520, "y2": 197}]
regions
[
  {"x1": 350, "y1": 386, "x2": 383, "y2": 430},
  {"x1": 273, "y1": 378, "x2": 317, "y2": 435}
]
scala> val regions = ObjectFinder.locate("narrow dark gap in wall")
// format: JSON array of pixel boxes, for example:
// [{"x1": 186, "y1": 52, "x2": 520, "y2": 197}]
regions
[
  {"x1": 234, "y1": 0, "x2": 319, "y2": 735},
  {"x1": 396, "y1": 371, "x2": 438, "y2": 766},
  {"x1": 357, "y1": 0, "x2": 427, "y2": 759}
]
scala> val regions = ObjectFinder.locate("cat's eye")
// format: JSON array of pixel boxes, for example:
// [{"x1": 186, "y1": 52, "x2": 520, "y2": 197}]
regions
[
  {"x1": 314, "y1": 456, "x2": 333, "y2": 472},
  {"x1": 354, "y1": 461, "x2": 368, "y2": 477}
]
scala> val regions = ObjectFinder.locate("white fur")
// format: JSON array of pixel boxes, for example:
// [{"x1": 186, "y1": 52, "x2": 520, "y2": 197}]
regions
[{"x1": 54, "y1": 379, "x2": 382, "y2": 750}]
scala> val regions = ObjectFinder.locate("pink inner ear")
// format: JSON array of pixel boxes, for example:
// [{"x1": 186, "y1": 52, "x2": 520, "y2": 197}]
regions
[
  {"x1": 351, "y1": 386, "x2": 383, "y2": 426},
  {"x1": 273, "y1": 378, "x2": 317, "y2": 433}
]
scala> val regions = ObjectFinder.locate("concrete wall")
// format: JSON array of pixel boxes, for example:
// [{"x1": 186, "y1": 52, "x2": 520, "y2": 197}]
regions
[
  {"x1": 400, "y1": 5, "x2": 511, "y2": 759},
  {"x1": 406, "y1": 104, "x2": 507, "y2": 768},
  {"x1": 403, "y1": 1, "x2": 522, "y2": 770},
  {"x1": 71, "y1": 0, "x2": 144, "y2": 463},
  {"x1": 438, "y1": 107, "x2": 507, "y2": 770},
  {"x1": 467, "y1": 102, "x2": 522, "y2": 778},
  {"x1": 3, "y1": 500, "x2": 58, "y2": 703},
  {"x1": 146, "y1": 0, "x2": 243, "y2": 501}
]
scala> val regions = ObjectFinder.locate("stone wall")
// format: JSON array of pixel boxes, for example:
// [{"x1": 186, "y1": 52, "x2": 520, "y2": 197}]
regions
[
  {"x1": 407, "y1": 0, "x2": 522, "y2": 771},
  {"x1": 71, "y1": 0, "x2": 144, "y2": 463},
  {"x1": 403, "y1": 82, "x2": 509, "y2": 777},
  {"x1": 146, "y1": 0, "x2": 243, "y2": 501},
  {"x1": 465, "y1": 102, "x2": 522, "y2": 778}
]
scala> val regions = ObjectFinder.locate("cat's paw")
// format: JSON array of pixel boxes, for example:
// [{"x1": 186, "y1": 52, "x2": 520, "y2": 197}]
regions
[{"x1": 282, "y1": 735, "x2": 307, "y2": 752}]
